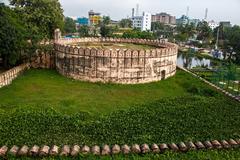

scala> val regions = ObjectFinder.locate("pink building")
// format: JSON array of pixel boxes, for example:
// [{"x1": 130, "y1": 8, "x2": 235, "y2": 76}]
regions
[{"x1": 152, "y1": 13, "x2": 176, "y2": 25}]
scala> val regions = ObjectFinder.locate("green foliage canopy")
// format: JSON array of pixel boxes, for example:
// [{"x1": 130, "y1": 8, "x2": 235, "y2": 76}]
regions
[
  {"x1": 0, "y1": 4, "x2": 26, "y2": 68},
  {"x1": 64, "y1": 17, "x2": 76, "y2": 34},
  {"x1": 196, "y1": 21, "x2": 213, "y2": 43},
  {"x1": 99, "y1": 16, "x2": 114, "y2": 37},
  {"x1": 224, "y1": 26, "x2": 240, "y2": 63},
  {"x1": 10, "y1": 0, "x2": 64, "y2": 40},
  {"x1": 119, "y1": 19, "x2": 132, "y2": 28},
  {"x1": 0, "y1": 0, "x2": 64, "y2": 68},
  {"x1": 175, "y1": 23, "x2": 196, "y2": 42},
  {"x1": 122, "y1": 29, "x2": 155, "y2": 39},
  {"x1": 78, "y1": 25, "x2": 90, "y2": 37},
  {"x1": 152, "y1": 22, "x2": 174, "y2": 39}
]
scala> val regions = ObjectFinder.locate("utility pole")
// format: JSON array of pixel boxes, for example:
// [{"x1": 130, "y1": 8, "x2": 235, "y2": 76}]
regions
[
  {"x1": 136, "y1": 4, "x2": 139, "y2": 16},
  {"x1": 186, "y1": 6, "x2": 189, "y2": 18},
  {"x1": 204, "y1": 8, "x2": 208, "y2": 21},
  {"x1": 215, "y1": 27, "x2": 220, "y2": 50}
]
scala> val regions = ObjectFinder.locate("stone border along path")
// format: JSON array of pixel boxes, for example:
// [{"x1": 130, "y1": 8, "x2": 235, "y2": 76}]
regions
[
  {"x1": 0, "y1": 139, "x2": 239, "y2": 157},
  {"x1": 177, "y1": 66, "x2": 240, "y2": 103}
]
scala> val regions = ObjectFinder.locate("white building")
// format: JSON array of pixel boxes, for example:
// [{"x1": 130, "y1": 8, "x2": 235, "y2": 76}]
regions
[
  {"x1": 142, "y1": 12, "x2": 151, "y2": 31},
  {"x1": 208, "y1": 20, "x2": 219, "y2": 30},
  {"x1": 132, "y1": 16, "x2": 143, "y2": 30},
  {"x1": 132, "y1": 12, "x2": 151, "y2": 31}
]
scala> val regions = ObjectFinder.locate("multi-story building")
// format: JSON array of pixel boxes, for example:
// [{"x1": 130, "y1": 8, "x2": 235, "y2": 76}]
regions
[
  {"x1": 219, "y1": 21, "x2": 231, "y2": 28},
  {"x1": 208, "y1": 20, "x2": 219, "y2": 30},
  {"x1": 132, "y1": 12, "x2": 151, "y2": 31},
  {"x1": 189, "y1": 19, "x2": 201, "y2": 27},
  {"x1": 88, "y1": 10, "x2": 101, "y2": 26},
  {"x1": 176, "y1": 15, "x2": 201, "y2": 27},
  {"x1": 77, "y1": 17, "x2": 89, "y2": 26},
  {"x1": 176, "y1": 15, "x2": 189, "y2": 26},
  {"x1": 152, "y1": 13, "x2": 176, "y2": 25},
  {"x1": 142, "y1": 12, "x2": 152, "y2": 31},
  {"x1": 132, "y1": 16, "x2": 143, "y2": 30}
]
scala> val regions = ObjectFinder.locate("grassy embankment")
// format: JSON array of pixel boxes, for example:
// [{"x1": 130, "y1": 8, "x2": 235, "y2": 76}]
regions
[{"x1": 0, "y1": 69, "x2": 239, "y2": 159}]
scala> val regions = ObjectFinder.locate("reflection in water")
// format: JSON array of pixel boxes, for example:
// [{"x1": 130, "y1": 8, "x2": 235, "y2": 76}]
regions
[{"x1": 177, "y1": 53, "x2": 214, "y2": 69}]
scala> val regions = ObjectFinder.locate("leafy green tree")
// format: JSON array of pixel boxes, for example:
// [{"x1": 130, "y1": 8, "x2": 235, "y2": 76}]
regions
[
  {"x1": 0, "y1": 4, "x2": 27, "y2": 68},
  {"x1": 119, "y1": 19, "x2": 132, "y2": 28},
  {"x1": 102, "y1": 16, "x2": 111, "y2": 25},
  {"x1": 7, "y1": 0, "x2": 64, "y2": 65},
  {"x1": 64, "y1": 17, "x2": 76, "y2": 34},
  {"x1": 175, "y1": 23, "x2": 196, "y2": 42},
  {"x1": 223, "y1": 26, "x2": 240, "y2": 63},
  {"x1": 174, "y1": 33, "x2": 188, "y2": 42},
  {"x1": 100, "y1": 25, "x2": 113, "y2": 37},
  {"x1": 99, "y1": 16, "x2": 113, "y2": 37},
  {"x1": 152, "y1": 22, "x2": 174, "y2": 39},
  {"x1": 122, "y1": 30, "x2": 155, "y2": 39},
  {"x1": 151, "y1": 22, "x2": 165, "y2": 32},
  {"x1": 10, "y1": 0, "x2": 64, "y2": 41},
  {"x1": 213, "y1": 25, "x2": 240, "y2": 63},
  {"x1": 196, "y1": 21, "x2": 213, "y2": 44},
  {"x1": 79, "y1": 25, "x2": 90, "y2": 37}
]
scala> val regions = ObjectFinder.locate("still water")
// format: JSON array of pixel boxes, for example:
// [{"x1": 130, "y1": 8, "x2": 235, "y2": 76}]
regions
[{"x1": 177, "y1": 53, "x2": 215, "y2": 69}]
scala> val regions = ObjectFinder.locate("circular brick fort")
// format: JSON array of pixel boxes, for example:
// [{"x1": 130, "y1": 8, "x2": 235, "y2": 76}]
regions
[{"x1": 54, "y1": 38, "x2": 178, "y2": 84}]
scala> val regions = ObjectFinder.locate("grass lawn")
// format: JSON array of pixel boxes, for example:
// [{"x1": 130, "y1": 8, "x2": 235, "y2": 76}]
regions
[
  {"x1": 0, "y1": 69, "x2": 239, "y2": 159},
  {"x1": 70, "y1": 42, "x2": 156, "y2": 50},
  {"x1": 0, "y1": 69, "x2": 189, "y2": 115}
]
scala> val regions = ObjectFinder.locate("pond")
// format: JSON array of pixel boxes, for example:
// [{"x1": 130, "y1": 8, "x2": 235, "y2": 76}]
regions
[
  {"x1": 177, "y1": 52, "x2": 240, "y2": 96},
  {"x1": 177, "y1": 52, "x2": 217, "y2": 69}
]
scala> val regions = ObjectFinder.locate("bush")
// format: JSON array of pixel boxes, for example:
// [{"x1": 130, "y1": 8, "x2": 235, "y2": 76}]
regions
[{"x1": 0, "y1": 96, "x2": 239, "y2": 146}]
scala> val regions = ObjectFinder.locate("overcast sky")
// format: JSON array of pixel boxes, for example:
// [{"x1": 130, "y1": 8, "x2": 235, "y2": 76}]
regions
[
  {"x1": 58, "y1": 0, "x2": 240, "y2": 25},
  {"x1": 2, "y1": 0, "x2": 240, "y2": 25}
]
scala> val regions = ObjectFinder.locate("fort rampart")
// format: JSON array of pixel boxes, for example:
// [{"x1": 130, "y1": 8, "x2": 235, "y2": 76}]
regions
[{"x1": 54, "y1": 38, "x2": 178, "y2": 84}]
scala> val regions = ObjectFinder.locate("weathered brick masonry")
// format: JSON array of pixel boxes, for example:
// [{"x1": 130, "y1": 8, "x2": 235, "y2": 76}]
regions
[
  {"x1": 0, "y1": 63, "x2": 30, "y2": 88},
  {"x1": 54, "y1": 38, "x2": 178, "y2": 84},
  {"x1": 0, "y1": 139, "x2": 239, "y2": 157}
]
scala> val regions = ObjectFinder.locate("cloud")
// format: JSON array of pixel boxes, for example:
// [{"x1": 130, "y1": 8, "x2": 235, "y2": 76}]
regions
[{"x1": 59, "y1": 0, "x2": 240, "y2": 25}]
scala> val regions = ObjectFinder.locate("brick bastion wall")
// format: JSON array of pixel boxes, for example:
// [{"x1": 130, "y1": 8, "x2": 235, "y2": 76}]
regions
[{"x1": 54, "y1": 38, "x2": 178, "y2": 84}]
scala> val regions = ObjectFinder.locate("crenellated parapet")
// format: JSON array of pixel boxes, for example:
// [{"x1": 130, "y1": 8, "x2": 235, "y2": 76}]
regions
[{"x1": 54, "y1": 38, "x2": 178, "y2": 84}]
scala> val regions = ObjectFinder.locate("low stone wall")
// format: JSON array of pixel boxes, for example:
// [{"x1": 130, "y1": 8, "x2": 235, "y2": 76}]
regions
[
  {"x1": 0, "y1": 139, "x2": 239, "y2": 157},
  {"x1": 0, "y1": 63, "x2": 30, "y2": 88},
  {"x1": 30, "y1": 51, "x2": 55, "y2": 69},
  {"x1": 177, "y1": 66, "x2": 240, "y2": 103},
  {"x1": 55, "y1": 38, "x2": 178, "y2": 84}
]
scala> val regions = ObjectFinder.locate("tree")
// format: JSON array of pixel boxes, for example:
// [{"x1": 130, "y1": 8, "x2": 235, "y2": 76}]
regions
[
  {"x1": 99, "y1": 16, "x2": 113, "y2": 37},
  {"x1": 64, "y1": 17, "x2": 76, "y2": 34},
  {"x1": 196, "y1": 21, "x2": 213, "y2": 44},
  {"x1": 174, "y1": 33, "x2": 188, "y2": 42},
  {"x1": 100, "y1": 25, "x2": 113, "y2": 37},
  {"x1": 7, "y1": 0, "x2": 64, "y2": 65},
  {"x1": 10, "y1": 0, "x2": 64, "y2": 41},
  {"x1": 122, "y1": 29, "x2": 155, "y2": 39},
  {"x1": 119, "y1": 19, "x2": 132, "y2": 28},
  {"x1": 0, "y1": 4, "x2": 27, "y2": 68},
  {"x1": 102, "y1": 16, "x2": 111, "y2": 25},
  {"x1": 223, "y1": 25, "x2": 240, "y2": 63},
  {"x1": 79, "y1": 25, "x2": 90, "y2": 37},
  {"x1": 152, "y1": 22, "x2": 174, "y2": 39},
  {"x1": 175, "y1": 23, "x2": 196, "y2": 42}
]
